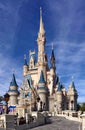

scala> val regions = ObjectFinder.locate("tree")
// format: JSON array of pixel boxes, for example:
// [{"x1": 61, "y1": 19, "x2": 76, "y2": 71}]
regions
[
  {"x1": 77, "y1": 103, "x2": 81, "y2": 111},
  {"x1": 0, "y1": 96, "x2": 4, "y2": 102},
  {"x1": 4, "y1": 93, "x2": 10, "y2": 103},
  {"x1": 80, "y1": 103, "x2": 85, "y2": 112}
]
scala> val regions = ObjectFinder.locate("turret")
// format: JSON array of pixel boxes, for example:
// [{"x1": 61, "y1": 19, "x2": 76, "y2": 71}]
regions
[
  {"x1": 50, "y1": 44, "x2": 56, "y2": 80},
  {"x1": 8, "y1": 73, "x2": 19, "y2": 106},
  {"x1": 23, "y1": 54, "x2": 28, "y2": 76},
  {"x1": 57, "y1": 82, "x2": 62, "y2": 99},
  {"x1": 67, "y1": 79, "x2": 78, "y2": 111},
  {"x1": 49, "y1": 45, "x2": 56, "y2": 95},
  {"x1": 50, "y1": 44, "x2": 56, "y2": 70},
  {"x1": 56, "y1": 82, "x2": 62, "y2": 113},
  {"x1": 37, "y1": 71, "x2": 48, "y2": 111}
]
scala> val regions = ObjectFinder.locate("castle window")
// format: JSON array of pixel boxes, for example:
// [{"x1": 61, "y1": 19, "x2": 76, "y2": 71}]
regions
[{"x1": 71, "y1": 100, "x2": 74, "y2": 110}]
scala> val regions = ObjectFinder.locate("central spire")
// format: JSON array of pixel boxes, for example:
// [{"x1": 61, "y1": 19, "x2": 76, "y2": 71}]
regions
[
  {"x1": 37, "y1": 7, "x2": 46, "y2": 77},
  {"x1": 39, "y1": 7, "x2": 45, "y2": 35}
]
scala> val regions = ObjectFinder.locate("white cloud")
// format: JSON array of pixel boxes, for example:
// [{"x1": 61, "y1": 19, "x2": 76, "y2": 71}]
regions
[{"x1": 47, "y1": 39, "x2": 85, "y2": 103}]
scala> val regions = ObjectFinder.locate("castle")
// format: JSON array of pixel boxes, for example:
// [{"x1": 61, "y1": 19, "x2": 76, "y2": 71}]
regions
[{"x1": 8, "y1": 8, "x2": 78, "y2": 117}]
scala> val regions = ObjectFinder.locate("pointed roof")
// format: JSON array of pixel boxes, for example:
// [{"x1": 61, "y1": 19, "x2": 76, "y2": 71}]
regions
[
  {"x1": 10, "y1": 74, "x2": 18, "y2": 87},
  {"x1": 57, "y1": 82, "x2": 62, "y2": 92},
  {"x1": 70, "y1": 81, "x2": 75, "y2": 89},
  {"x1": 51, "y1": 44, "x2": 55, "y2": 61},
  {"x1": 70, "y1": 76, "x2": 75, "y2": 89},
  {"x1": 24, "y1": 54, "x2": 28, "y2": 66},
  {"x1": 56, "y1": 75, "x2": 59, "y2": 85},
  {"x1": 39, "y1": 7, "x2": 45, "y2": 35},
  {"x1": 39, "y1": 71, "x2": 45, "y2": 83}
]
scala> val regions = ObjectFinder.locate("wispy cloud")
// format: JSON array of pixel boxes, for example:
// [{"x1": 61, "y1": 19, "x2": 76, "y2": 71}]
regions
[
  {"x1": 52, "y1": 40, "x2": 85, "y2": 102},
  {"x1": 0, "y1": 49, "x2": 22, "y2": 96},
  {"x1": 0, "y1": 0, "x2": 25, "y2": 96},
  {"x1": 46, "y1": 0, "x2": 85, "y2": 102},
  {"x1": 48, "y1": 0, "x2": 85, "y2": 41}
]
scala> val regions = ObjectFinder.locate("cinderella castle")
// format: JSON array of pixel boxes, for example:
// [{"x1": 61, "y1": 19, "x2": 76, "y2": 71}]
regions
[{"x1": 7, "y1": 8, "x2": 78, "y2": 117}]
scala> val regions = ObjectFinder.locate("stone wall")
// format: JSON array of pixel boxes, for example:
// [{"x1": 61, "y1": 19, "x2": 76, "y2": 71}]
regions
[
  {"x1": 15, "y1": 113, "x2": 45, "y2": 130},
  {"x1": 0, "y1": 114, "x2": 17, "y2": 129},
  {"x1": 0, "y1": 112, "x2": 46, "y2": 130}
]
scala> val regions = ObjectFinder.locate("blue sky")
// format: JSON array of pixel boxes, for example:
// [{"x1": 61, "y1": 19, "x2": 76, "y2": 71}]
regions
[{"x1": 0, "y1": 0, "x2": 85, "y2": 102}]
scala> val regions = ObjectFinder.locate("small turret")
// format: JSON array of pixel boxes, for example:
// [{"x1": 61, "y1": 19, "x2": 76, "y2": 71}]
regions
[
  {"x1": 50, "y1": 45, "x2": 56, "y2": 86},
  {"x1": 8, "y1": 73, "x2": 19, "y2": 106},
  {"x1": 56, "y1": 82, "x2": 62, "y2": 113},
  {"x1": 23, "y1": 54, "x2": 28, "y2": 76},
  {"x1": 10, "y1": 74, "x2": 18, "y2": 87},
  {"x1": 57, "y1": 82, "x2": 62, "y2": 101},
  {"x1": 67, "y1": 78, "x2": 78, "y2": 111},
  {"x1": 50, "y1": 44, "x2": 55, "y2": 69},
  {"x1": 37, "y1": 71, "x2": 48, "y2": 111}
]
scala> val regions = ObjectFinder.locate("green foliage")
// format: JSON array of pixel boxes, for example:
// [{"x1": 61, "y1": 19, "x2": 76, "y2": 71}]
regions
[
  {"x1": 0, "y1": 96, "x2": 4, "y2": 102},
  {"x1": 77, "y1": 104, "x2": 81, "y2": 111},
  {"x1": 81, "y1": 103, "x2": 85, "y2": 111},
  {"x1": 77, "y1": 103, "x2": 85, "y2": 112},
  {"x1": 4, "y1": 93, "x2": 10, "y2": 102}
]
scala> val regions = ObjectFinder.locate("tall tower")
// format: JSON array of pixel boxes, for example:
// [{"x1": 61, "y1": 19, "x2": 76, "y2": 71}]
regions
[
  {"x1": 37, "y1": 7, "x2": 46, "y2": 80},
  {"x1": 8, "y1": 74, "x2": 19, "y2": 106}
]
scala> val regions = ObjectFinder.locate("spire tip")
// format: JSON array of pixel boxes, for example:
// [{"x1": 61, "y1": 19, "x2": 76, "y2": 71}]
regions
[
  {"x1": 40, "y1": 7, "x2": 42, "y2": 19},
  {"x1": 72, "y1": 75, "x2": 74, "y2": 82},
  {"x1": 39, "y1": 7, "x2": 45, "y2": 35},
  {"x1": 52, "y1": 43, "x2": 54, "y2": 50},
  {"x1": 24, "y1": 54, "x2": 26, "y2": 59}
]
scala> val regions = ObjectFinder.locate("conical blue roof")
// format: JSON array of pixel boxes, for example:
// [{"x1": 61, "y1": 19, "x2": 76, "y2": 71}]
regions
[
  {"x1": 24, "y1": 54, "x2": 28, "y2": 66},
  {"x1": 57, "y1": 82, "x2": 62, "y2": 92},
  {"x1": 39, "y1": 71, "x2": 45, "y2": 83},
  {"x1": 24, "y1": 58, "x2": 28, "y2": 66},
  {"x1": 50, "y1": 48, "x2": 55, "y2": 69},
  {"x1": 71, "y1": 81, "x2": 75, "y2": 89},
  {"x1": 10, "y1": 74, "x2": 18, "y2": 87},
  {"x1": 51, "y1": 49, "x2": 55, "y2": 61}
]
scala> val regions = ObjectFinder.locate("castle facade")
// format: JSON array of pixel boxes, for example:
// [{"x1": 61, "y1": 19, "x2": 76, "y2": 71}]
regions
[{"x1": 8, "y1": 8, "x2": 78, "y2": 117}]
